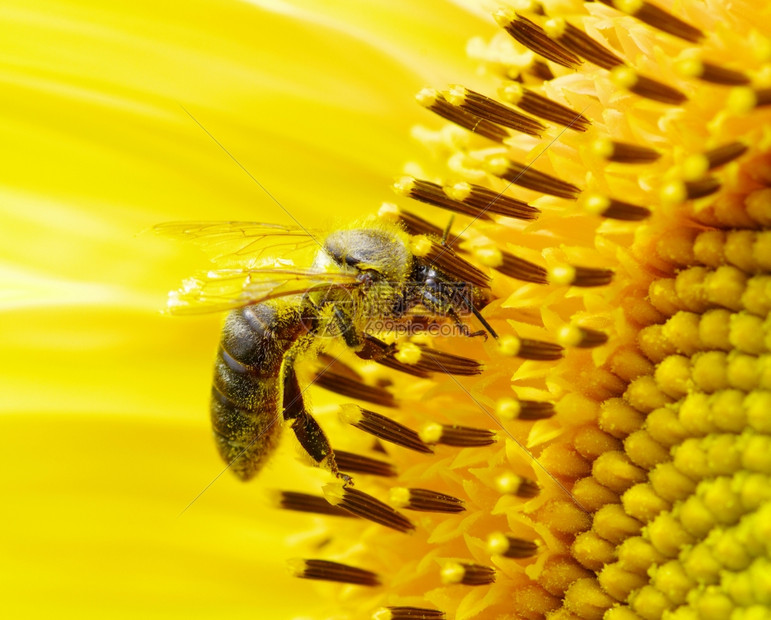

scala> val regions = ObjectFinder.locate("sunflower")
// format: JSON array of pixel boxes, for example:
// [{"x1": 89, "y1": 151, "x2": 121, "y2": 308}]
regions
[{"x1": 2, "y1": 0, "x2": 769, "y2": 619}]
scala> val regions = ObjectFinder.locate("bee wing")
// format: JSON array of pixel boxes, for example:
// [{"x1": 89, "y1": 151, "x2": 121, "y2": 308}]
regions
[
  {"x1": 154, "y1": 221, "x2": 322, "y2": 267},
  {"x1": 167, "y1": 267, "x2": 359, "y2": 315}
]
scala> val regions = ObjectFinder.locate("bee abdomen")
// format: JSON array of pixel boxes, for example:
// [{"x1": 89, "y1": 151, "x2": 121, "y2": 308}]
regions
[
  {"x1": 220, "y1": 303, "x2": 305, "y2": 373},
  {"x1": 210, "y1": 301, "x2": 307, "y2": 480},
  {"x1": 210, "y1": 385, "x2": 281, "y2": 480}
]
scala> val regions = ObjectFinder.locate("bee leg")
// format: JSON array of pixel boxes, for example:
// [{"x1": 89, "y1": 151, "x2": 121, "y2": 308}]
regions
[
  {"x1": 446, "y1": 306, "x2": 492, "y2": 340},
  {"x1": 456, "y1": 293, "x2": 499, "y2": 340},
  {"x1": 453, "y1": 290, "x2": 499, "y2": 340},
  {"x1": 417, "y1": 287, "x2": 489, "y2": 340},
  {"x1": 469, "y1": 304, "x2": 498, "y2": 340},
  {"x1": 355, "y1": 333, "x2": 397, "y2": 361},
  {"x1": 330, "y1": 306, "x2": 395, "y2": 362},
  {"x1": 282, "y1": 361, "x2": 351, "y2": 485}
]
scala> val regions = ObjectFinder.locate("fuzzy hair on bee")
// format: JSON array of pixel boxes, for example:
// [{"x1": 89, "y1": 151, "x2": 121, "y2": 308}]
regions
[{"x1": 156, "y1": 216, "x2": 493, "y2": 482}]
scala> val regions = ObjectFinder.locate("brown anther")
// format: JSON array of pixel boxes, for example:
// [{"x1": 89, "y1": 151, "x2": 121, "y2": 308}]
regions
[
  {"x1": 324, "y1": 485, "x2": 415, "y2": 533},
  {"x1": 547, "y1": 20, "x2": 623, "y2": 69},
  {"x1": 445, "y1": 85, "x2": 545, "y2": 136},
  {"x1": 394, "y1": 177, "x2": 493, "y2": 220},
  {"x1": 518, "y1": 400, "x2": 556, "y2": 421},
  {"x1": 334, "y1": 450, "x2": 396, "y2": 477},
  {"x1": 422, "y1": 239, "x2": 491, "y2": 288},
  {"x1": 500, "y1": 82, "x2": 590, "y2": 130},
  {"x1": 420, "y1": 423, "x2": 497, "y2": 447},
  {"x1": 495, "y1": 11, "x2": 582, "y2": 69},
  {"x1": 444, "y1": 181, "x2": 540, "y2": 220},
  {"x1": 373, "y1": 606, "x2": 446, "y2": 620},
  {"x1": 487, "y1": 532, "x2": 541, "y2": 558},
  {"x1": 730, "y1": 88, "x2": 771, "y2": 112},
  {"x1": 683, "y1": 177, "x2": 721, "y2": 199},
  {"x1": 476, "y1": 247, "x2": 548, "y2": 284},
  {"x1": 704, "y1": 142, "x2": 748, "y2": 169},
  {"x1": 611, "y1": 65, "x2": 687, "y2": 105},
  {"x1": 390, "y1": 487, "x2": 466, "y2": 513},
  {"x1": 523, "y1": 338, "x2": 566, "y2": 360},
  {"x1": 416, "y1": 88, "x2": 510, "y2": 142},
  {"x1": 276, "y1": 491, "x2": 358, "y2": 518},
  {"x1": 550, "y1": 264, "x2": 614, "y2": 287},
  {"x1": 583, "y1": 195, "x2": 651, "y2": 221},
  {"x1": 697, "y1": 62, "x2": 751, "y2": 85},
  {"x1": 382, "y1": 206, "x2": 466, "y2": 247},
  {"x1": 314, "y1": 368, "x2": 396, "y2": 407},
  {"x1": 500, "y1": 251, "x2": 549, "y2": 284},
  {"x1": 383, "y1": 206, "x2": 444, "y2": 238},
  {"x1": 528, "y1": 60, "x2": 555, "y2": 81},
  {"x1": 340, "y1": 405, "x2": 434, "y2": 454},
  {"x1": 573, "y1": 266, "x2": 615, "y2": 287},
  {"x1": 392, "y1": 345, "x2": 483, "y2": 377},
  {"x1": 374, "y1": 354, "x2": 431, "y2": 379},
  {"x1": 371, "y1": 439, "x2": 388, "y2": 454},
  {"x1": 499, "y1": 396, "x2": 551, "y2": 421},
  {"x1": 755, "y1": 89, "x2": 771, "y2": 107},
  {"x1": 608, "y1": 0, "x2": 704, "y2": 42},
  {"x1": 593, "y1": 138, "x2": 660, "y2": 164},
  {"x1": 487, "y1": 157, "x2": 581, "y2": 199},
  {"x1": 498, "y1": 334, "x2": 564, "y2": 360},
  {"x1": 289, "y1": 558, "x2": 381, "y2": 586},
  {"x1": 496, "y1": 472, "x2": 540, "y2": 498},
  {"x1": 557, "y1": 325, "x2": 609, "y2": 348},
  {"x1": 630, "y1": 73, "x2": 687, "y2": 105},
  {"x1": 441, "y1": 561, "x2": 497, "y2": 586}
]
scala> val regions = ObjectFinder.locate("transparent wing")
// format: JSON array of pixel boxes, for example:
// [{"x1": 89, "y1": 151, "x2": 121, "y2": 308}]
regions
[
  {"x1": 154, "y1": 221, "x2": 322, "y2": 267},
  {"x1": 167, "y1": 267, "x2": 359, "y2": 315}
]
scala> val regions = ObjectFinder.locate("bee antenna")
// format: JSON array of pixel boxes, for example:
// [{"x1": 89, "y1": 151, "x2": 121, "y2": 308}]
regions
[
  {"x1": 471, "y1": 305, "x2": 498, "y2": 340},
  {"x1": 441, "y1": 215, "x2": 455, "y2": 246}
]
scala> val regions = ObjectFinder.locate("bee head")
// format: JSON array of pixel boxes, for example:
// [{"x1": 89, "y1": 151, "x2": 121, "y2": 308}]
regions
[{"x1": 322, "y1": 228, "x2": 412, "y2": 283}]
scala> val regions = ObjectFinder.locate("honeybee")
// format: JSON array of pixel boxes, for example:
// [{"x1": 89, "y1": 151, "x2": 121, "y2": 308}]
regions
[{"x1": 157, "y1": 217, "x2": 493, "y2": 482}]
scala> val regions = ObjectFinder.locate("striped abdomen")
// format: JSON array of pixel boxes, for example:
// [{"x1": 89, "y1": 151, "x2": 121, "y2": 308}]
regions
[{"x1": 211, "y1": 300, "x2": 306, "y2": 480}]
